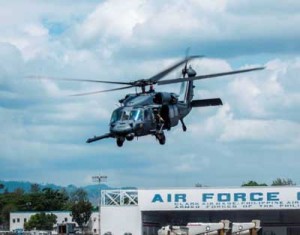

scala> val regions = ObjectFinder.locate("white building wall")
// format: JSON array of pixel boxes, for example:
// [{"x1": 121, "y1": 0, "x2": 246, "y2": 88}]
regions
[
  {"x1": 101, "y1": 207, "x2": 141, "y2": 235},
  {"x1": 88, "y1": 212, "x2": 100, "y2": 234},
  {"x1": 10, "y1": 212, "x2": 31, "y2": 231},
  {"x1": 10, "y1": 212, "x2": 73, "y2": 232}
]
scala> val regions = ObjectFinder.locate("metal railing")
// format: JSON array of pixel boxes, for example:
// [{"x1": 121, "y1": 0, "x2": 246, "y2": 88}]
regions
[{"x1": 101, "y1": 190, "x2": 138, "y2": 206}]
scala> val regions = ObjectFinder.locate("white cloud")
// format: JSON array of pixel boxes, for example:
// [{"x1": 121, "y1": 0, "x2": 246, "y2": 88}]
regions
[
  {"x1": 0, "y1": 0, "x2": 300, "y2": 187},
  {"x1": 186, "y1": 57, "x2": 300, "y2": 150},
  {"x1": 220, "y1": 119, "x2": 300, "y2": 144},
  {"x1": 23, "y1": 24, "x2": 48, "y2": 37},
  {"x1": 76, "y1": 0, "x2": 146, "y2": 45},
  {"x1": 228, "y1": 77, "x2": 266, "y2": 116},
  {"x1": 173, "y1": 153, "x2": 210, "y2": 173}
]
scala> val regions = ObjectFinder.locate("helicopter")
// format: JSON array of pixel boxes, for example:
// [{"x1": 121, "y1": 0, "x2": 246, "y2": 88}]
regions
[{"x1": 30, "y1": 55, "x2": 264, "y2": 147}]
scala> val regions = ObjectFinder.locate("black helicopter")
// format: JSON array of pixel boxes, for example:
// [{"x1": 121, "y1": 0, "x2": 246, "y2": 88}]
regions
[{"x1": 30, "y1": 56, "x2": 264, "y2": 147}]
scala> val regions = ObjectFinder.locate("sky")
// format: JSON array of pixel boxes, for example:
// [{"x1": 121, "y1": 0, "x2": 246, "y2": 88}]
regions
[{"x1": 0, "y1": 0, "x2": 299, "y2": 188}]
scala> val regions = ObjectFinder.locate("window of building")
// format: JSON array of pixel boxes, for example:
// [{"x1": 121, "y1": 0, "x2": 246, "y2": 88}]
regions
[
  {"x1": 94, "y1": 229, "x2": 97, "y2": 233},
  {"x1": 64, "y1": 217, "x2": 68, "y2": 222},
  {"x1": 17, "y1": 218, "x2": 20, "y2": 223},
  {"x1": 24, "y1": 218, "x2": 27, "y2": 223},
  {"x1": 13, "y1": 219, "x2": 15, "y2": 223}
]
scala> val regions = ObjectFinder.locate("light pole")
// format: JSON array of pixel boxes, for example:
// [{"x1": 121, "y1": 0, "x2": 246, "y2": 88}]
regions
[{"x1": 92, "y1": 174, "x2": 107, "y2": 235}]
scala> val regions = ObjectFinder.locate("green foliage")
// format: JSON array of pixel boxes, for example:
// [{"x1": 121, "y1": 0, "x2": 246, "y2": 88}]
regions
[
  {"x1": 30, "y1": 184, "x2": 40, "y2": 193},
  {"x1": 71, "y1": 200, "x2": 92, "y2": 229},
  {"x1": 0, "y1": 187, "x2": 69, "y2": 228},
  {"x1": 242, "y1": 180, "x2": 268, "y2": 187},
  {"x1": 69, "y1": 188, "x2": 88, "y2": 203},
  {"x1": 0, "y1": 186, "x2": 96, "y2": 229},
  {"x1": 37, "y1": 188, "x2": 69, "y2": 211},
  {"x1": 1, "y1": 204, "x2": 17, "y2": 227},
  {"x1": 24, "y1": 212, "x2": 57, "y2": 231},
  {"x1": 271, "y1": 178, "x2": 296, "y2": 186}
]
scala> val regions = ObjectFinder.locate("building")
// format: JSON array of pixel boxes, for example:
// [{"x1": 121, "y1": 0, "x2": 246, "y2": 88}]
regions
[
  {"x1": 9, "y1": 186, "x2": 300, "y2": 235},
  {"x1": 100, "y1": 186, "x2": 300, "y2": 235},
  {"x1": 10, "y1": 211, "x2": 99, "y2": 234}
]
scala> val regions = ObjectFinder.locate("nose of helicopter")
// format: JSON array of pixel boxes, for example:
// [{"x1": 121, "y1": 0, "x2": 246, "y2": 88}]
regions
[{"x1": 110, "y1": 121, "x2": 133, "y2": 135}]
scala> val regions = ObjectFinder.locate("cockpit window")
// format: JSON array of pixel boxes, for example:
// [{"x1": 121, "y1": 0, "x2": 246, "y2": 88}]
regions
[
  {"x1": 121, "y1": 110, "x2": 131, "y2": 121},
  {"x1": 130, "y1": 109, "x2": 143, "y2": 121},
  {"x1": 110, "y1": 109, "x2": 122, "y2": 123},
  {"x1": 110, "y1": 109, "x2": 144, "y2": 123}
]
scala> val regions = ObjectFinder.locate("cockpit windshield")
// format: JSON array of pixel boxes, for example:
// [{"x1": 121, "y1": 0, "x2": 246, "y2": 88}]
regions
[
  {"x1": 110, "y1": 109, "x2": 122, "y2": 123},
  {"x1": 110, "y1": 108, "x2": 143, "y2": 123}
]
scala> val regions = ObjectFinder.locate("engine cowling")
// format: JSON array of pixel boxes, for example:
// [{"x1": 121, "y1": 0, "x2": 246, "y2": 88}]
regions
[{"x1": 153, "y1": 92, "x2": 178, "y2": 105}]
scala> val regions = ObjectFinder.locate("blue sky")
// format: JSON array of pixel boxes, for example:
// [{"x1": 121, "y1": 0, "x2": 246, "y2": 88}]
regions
[{"x1": 0, "y1": 0, "x2": 299, "y2": 188}]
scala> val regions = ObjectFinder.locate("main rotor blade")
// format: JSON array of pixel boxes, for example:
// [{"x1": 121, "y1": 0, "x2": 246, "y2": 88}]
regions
[
  {"x1": 146, "y1": 55, "x2": 203, "y2": 83},
  {"x1": 157, "y1": 67, "x2": 265, "y2": 85},
  {"x1": 70, "y1": 85, "x2": 135, "y2": 96},
  {"x1": 27, "y1": 75, "x2": 133, "y2": 85}
]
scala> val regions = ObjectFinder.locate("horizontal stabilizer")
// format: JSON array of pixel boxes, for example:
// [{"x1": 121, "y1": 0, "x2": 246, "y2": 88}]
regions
[{"x1": 191, "y1": 98, "x2": 223, "y2": 107}]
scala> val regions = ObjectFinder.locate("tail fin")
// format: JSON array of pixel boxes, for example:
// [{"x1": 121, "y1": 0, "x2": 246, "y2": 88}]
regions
[{"x1": 184, "y1": 65, "x2": 197, "y2": 106}]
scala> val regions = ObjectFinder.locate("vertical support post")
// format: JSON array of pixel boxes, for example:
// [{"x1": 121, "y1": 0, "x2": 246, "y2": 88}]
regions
[
  {"x1": 249, "y1": 228, "x2": 257, "y2": 235},
  {"x1": 92, "y1": 174, "x2": 108, "y2": 235}
]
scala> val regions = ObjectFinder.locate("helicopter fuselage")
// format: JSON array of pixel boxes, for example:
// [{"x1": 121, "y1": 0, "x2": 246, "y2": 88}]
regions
[{"x1": 109, "y1": 92, "x2": 191, "y2": 143}]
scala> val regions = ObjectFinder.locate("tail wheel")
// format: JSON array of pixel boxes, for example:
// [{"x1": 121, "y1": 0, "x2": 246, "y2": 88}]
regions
[{"x1": 158, "y1": 134, "x2": 166, "y2": 145}]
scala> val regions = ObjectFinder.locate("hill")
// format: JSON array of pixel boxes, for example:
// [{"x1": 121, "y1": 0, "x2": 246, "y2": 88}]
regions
[{"x1": 0, "y1": 180, "x2": 111, "y2": 206}]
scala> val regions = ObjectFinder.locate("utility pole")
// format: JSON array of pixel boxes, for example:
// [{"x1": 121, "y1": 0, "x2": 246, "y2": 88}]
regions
[{"x1": 92, "y1": 174, "x2": 107, "y2": 235}]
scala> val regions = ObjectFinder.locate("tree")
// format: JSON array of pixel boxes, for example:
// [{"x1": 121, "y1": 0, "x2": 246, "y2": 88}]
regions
[
  {"x1": 69, "y1": 188, "x2": 88, "y2": 203},
  {"x1": 14, "y1": 188, "x2": 24, "y2": 196},
  {"x1": 242, "y1": 180, "x2": 268, "y2": 187},
  {"x1": 271, "y1": 178, "x2": 296, "y2": 186},
  {"x1": 29, "y1": 188, "x2": 69, "y2": 211},
  {"x1": 24, "y1": 212, "x2": 57, "y2": 231},
  {"x1": 71, "y1": 200, "x2": 92, "y2": 229},
  {"x1": 1, "y1": 204, "x2": 17, "y2": 229},
  {"x1": 30, "y1": 184, "x2": 40, "y2": 193},
  {"x1": 0, "y1": 186, "x2": 72, "y2": 229}
]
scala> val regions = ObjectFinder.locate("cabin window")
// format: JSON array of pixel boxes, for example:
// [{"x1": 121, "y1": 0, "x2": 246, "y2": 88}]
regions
[
  {"x1": 173, "y1": 106, "x2": 178, "y2": 116},
  {"x1": 169, "y1": 106, "x2": 174, "y2": 118},
  {"x1": 144, "y1": 109, "x2": 149, "y2": 120}
]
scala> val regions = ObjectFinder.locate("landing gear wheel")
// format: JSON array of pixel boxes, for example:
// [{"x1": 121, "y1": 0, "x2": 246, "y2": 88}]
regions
[
  {"x1": 116, "y1": 138, "x2": 124, "y2": 147},
  {"x1": 126, "y1": 135, "x2": 134, "y2": 141},
  {"x1": 158, "y1": 134, "x2": 166, "y2": 145}
]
